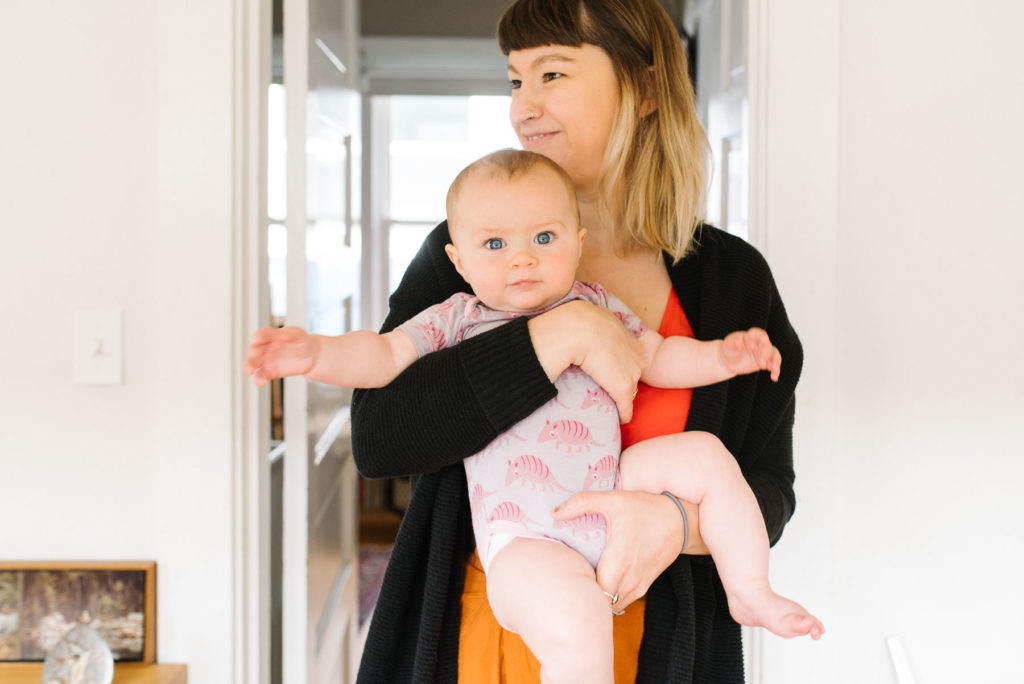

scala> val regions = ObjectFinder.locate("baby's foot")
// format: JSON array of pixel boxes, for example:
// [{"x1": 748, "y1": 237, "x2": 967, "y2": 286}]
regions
[{"x1": 726, "y1": 585, "x2": 825, "y2": 639}]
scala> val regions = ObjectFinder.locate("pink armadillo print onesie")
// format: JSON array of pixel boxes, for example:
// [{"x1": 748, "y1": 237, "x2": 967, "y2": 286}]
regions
[{"x1": 397, "y1": 281, "x2": 647, "y2": 570}]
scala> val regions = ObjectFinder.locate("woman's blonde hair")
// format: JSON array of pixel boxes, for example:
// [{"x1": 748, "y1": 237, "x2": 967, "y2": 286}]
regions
[{"x1": 498, "y1": 0, "x2": 710, "y2": 261}]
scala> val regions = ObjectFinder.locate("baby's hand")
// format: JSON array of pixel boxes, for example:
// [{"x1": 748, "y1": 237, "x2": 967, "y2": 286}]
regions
[
  {"x1": 244, "y1": 326, "x2": 319, "y2": 386},
  {"x1": 720, "y1": 328, "x2": 781, "y2": 381}
]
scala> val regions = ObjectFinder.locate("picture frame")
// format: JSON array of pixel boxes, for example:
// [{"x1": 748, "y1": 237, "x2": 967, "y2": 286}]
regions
[{"x1": 0, "y1": 561, "x2": 156, "y2": 664}]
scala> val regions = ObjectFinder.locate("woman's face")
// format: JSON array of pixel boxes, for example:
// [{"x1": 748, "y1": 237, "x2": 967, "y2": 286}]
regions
[{"x1": 507, "y1": 44, "x2": 620, "y2": 195}]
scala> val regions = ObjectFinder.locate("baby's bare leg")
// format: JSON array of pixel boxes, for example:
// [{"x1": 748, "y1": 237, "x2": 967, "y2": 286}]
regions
[
  {"x1": 486, "y1": 538, "x2": 614, "y2": 684},
  {"x1": 619, "y1": 432, "x2": 824, "y2": 639}
]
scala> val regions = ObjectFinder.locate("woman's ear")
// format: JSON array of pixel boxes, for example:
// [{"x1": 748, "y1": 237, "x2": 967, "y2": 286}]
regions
[
  {"x1": 640, "y1": 96, "x2": 658, "y2": 118},
  {"x1": 640, "y1": 66, "x2": 658, "y2": 117}
]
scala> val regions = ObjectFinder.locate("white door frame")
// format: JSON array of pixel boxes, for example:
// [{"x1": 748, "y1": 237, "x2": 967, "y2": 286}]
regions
[
  {"x1": 230, "y1": 0, "x2": 272, "y2": 682},
  {"x1": 747, "y1": 0, "x2": 769, "y2": 255},
  {"x1": 745, "y1": 0, "x2": 768, "y2": 679}
]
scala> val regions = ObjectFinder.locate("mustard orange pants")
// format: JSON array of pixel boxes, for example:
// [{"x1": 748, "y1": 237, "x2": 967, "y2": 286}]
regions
[{"x1": 458, "y1": 550, "x2": 645, "y2": 683}]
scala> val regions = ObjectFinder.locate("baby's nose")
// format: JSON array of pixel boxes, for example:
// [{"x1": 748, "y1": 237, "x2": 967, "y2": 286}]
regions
[{"x1": 508, "y1": 248, "x2": 538, "y2": 267}]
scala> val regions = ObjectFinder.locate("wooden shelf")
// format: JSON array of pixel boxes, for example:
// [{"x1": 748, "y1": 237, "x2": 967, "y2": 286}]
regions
[{"x1": 0, "y1": 663, "x2": 186, "y2": 684}]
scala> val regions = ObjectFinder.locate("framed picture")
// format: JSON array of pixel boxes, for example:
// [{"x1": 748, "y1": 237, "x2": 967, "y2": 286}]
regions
[{"x1": 0, "y1": 561, "x2": 156, "y2": 663}]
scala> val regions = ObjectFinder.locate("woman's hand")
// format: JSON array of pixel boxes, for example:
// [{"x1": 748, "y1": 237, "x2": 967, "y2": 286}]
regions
[
  {"x1": 528, "y1": 300, "x2": 645, "y2": 423},
  {"x1": 552, "y1": 489, "x2": 709, "y2": 610}
]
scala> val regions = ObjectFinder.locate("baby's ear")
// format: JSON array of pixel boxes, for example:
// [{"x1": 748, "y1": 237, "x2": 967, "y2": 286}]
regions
[{"x1": 444, "y1": 243, "x2": 464, "y2": 276}]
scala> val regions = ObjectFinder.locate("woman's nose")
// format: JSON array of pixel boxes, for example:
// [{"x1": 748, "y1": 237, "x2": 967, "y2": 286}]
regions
[{"x1": 510, "y1": 89, "x2": 541, "y2": 126}]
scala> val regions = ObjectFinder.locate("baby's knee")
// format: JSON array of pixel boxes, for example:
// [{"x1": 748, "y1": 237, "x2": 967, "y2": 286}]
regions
[
  {"x1": 700, "y1": 436, "x2": 741, "y2": 483},
  {"x1": 685, "y1": 430, "x2": 726, "y2": 454},
  {"x1": 684, "y1": 430, "x2": 733, "y2": 462}
]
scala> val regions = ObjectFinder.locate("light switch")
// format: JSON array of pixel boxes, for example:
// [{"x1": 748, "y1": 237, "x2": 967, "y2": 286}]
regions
[{"x1": 74, "y1": 309, "x2": 123, "y2": 385}]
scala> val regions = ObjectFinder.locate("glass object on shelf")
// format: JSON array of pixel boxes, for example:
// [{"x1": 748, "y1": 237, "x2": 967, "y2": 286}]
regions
[{"x1": 42, "y1": 622, "x2": 114, "y2": 684}]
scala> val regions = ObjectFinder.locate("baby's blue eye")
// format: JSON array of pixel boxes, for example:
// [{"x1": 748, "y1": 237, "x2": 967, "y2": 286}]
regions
[
  {"x1": 535, "y1": 232, "x2": 553, "y2": 245},
  {"x1": 485, "y1": 238, "x2": 505, "y2": 250}
]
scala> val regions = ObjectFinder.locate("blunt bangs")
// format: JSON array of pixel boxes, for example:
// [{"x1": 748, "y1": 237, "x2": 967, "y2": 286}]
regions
[
  {"x1": 498, "y1": 0, "x2": 652, "y2": 73},
  {"x1": 497, "y1": 0, "x2": 588, "y2": 54}
]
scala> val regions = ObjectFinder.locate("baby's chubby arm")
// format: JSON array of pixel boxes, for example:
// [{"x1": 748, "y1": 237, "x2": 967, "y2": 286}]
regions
[
  {"x1": 638, "y1": 327, "x2": 781, "y2": 389},
  {"x1": 244, "y1": 326, "x2": 419, "y2": 389}
]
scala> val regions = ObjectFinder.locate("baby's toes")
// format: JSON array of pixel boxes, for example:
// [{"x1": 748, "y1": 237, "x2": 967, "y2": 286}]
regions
[{"x1": 792, "y1": 614, "x2": 825, "y2": 639}]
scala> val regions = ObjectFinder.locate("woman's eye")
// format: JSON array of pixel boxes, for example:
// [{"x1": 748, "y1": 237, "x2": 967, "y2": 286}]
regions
[
  {"x1": 485, "y1": 238, "x2": 505, "y2": 250},
  {"x1": 508, "y1": 79, "x2": 522, "y2": 90},
  {"x1": 535, "y1": 232, "x2": 553, "y2": 245},
  {"x1": 542, "y1": 72, "x2": 564, "y2": 82}
]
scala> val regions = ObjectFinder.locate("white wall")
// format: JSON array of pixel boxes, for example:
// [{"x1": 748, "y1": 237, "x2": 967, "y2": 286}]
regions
[
  {"x1": 1, "y1": 2, "x2": 237, "y2": 683},
  {"x1": 4, "y1": 2, "x2": 1022, "y2": 683},
  {"x1": 762, "y1": 1, "x2": 1024, "y2": 682}
]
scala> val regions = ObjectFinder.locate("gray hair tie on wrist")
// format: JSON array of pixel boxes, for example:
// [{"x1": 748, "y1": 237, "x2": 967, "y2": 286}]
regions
[{"x1": 661, "y1": 491, "x2": 689, "y2": 553}]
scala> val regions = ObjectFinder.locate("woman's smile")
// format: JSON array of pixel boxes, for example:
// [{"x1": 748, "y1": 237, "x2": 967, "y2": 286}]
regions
[{"x1": 521, "y1": 130, "x2": 559, "y2": 145}]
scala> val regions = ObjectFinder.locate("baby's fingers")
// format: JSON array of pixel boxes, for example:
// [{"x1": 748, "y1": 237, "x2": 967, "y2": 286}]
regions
[
  {"x1": 243, "y1": 352, "x2": 272, "y2": 386},
  {"x1": 742, "y1": 328, "x2": 771, "y2": 356},
  {"x1": 767, "y1": 346, "x2": 781, "y2": 381},
  {"x1": 250, "y1": 325, "x2": 305, "y2": 345},
  {"x1": 249, "y1": 326, "x2": 279, "y2": 345},
  {"x1": 742, "y1": 329, "x2": 780, "y2": 378},
  {"x1": 243, "y1": 345, "x2": 266, "y2": 375}
]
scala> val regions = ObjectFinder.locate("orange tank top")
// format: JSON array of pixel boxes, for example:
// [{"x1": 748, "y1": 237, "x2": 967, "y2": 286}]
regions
[
  {"x1": 457, "y1": 289, "x2": 695, "y2": 683},
  {"x1": 620, "y1": 287, "x2": 694, "y2": 448}
]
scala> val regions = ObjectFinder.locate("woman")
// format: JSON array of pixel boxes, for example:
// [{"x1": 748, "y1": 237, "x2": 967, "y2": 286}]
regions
[{"x1": 352, "y1": 0, "x2": 802, "y2": 682}]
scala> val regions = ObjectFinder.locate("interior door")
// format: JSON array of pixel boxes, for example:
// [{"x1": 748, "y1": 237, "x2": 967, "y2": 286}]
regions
[
  {"x1": 282, "y1": 0, "x2": 361, "y2": 681},
  {"x1": 690, "y1": 0, "x2": 750, "y2": 241},
  {"x1": 687, "y1": 1, "x2": 760, "y2": 679}
]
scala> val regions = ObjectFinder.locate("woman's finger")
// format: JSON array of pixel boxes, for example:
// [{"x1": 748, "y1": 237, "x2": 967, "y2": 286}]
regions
[
  {"x1": 551, "y1": 490, "x2": 604, "y2": 520},
  {"x1": 553, "y1": 492, "x2": 632, "y2": 604},
  {"x1": 552, "y1": 491, "x2": 643, "y2": 608}
]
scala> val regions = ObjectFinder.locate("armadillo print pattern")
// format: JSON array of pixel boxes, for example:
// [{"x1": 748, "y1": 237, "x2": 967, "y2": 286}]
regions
[{"x1": 397, "y1": 281, "x2": 648, "y2": 569}]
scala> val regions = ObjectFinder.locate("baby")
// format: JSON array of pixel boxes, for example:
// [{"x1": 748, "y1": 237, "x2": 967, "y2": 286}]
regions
[{"x1": 245, "y1": 149, "x2": 823, "y2": 683}]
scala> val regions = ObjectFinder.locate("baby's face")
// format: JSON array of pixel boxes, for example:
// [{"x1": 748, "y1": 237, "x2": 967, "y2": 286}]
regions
[{"x1": 445, "y1": 167, "x2": 585, "y2": 313}]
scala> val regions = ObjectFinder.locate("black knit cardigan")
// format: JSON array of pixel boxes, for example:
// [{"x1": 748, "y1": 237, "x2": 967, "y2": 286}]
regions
[{"x1": 352, "y1": 223, "x2": 802, "y2": 684}]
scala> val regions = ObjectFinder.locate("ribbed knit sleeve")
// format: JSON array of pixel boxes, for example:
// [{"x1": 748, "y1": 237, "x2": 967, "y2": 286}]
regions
[
  {"x1": 671, "y1": 225, "x2": 801, "y2": 547},
  {"x1": 351, "y1": 222, "x2": 557, "y2": 480},
  {"x1": 728, "y1": 243, "x2": 801, "y2": 545}
]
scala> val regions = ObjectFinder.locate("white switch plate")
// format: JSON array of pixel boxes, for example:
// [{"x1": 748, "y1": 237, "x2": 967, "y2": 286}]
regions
[{"x1": 74, "y1": 309, "x2": 123, "y2": 385}]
